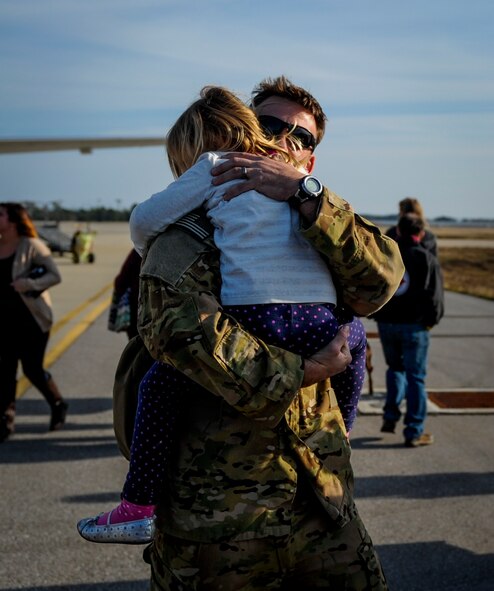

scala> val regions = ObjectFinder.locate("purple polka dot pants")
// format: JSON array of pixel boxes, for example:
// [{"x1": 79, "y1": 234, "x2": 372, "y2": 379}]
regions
[
  {"x1": 122, "y1": 361, "x2": 189, "y2": 505},
  {"x1": 225, "y1": 303, "x2": 366, "y2": 431}
]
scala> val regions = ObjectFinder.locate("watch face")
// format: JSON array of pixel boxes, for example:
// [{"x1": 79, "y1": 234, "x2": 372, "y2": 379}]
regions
[{"x1": 305, "y1": 176, "x2": 322, "y2": 194}]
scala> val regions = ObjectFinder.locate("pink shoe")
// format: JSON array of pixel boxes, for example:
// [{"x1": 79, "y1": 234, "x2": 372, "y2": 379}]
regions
[{"x1": 76, "y1": 498, "x2": 156, "y2": 544}]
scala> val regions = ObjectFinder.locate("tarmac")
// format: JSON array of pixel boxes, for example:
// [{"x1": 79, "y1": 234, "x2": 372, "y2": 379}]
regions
[{"x1": 1, "y1": 223, "x2": 493, "y2": 591}]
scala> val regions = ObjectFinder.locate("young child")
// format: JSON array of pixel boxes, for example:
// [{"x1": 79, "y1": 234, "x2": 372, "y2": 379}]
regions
[{"x1": 77, "y1": 86, "x2": 367, "y2": 544}]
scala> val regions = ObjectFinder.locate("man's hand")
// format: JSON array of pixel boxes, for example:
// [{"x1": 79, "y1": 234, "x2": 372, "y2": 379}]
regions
[
  {"x1": 211, "y1": 152, "x2": 303, "y2": 202},
  {"x1": 302, "y1": 326, "x2": 352, "y2": 386},
  {"x1": 211, "y1": 152, "x2": 321, "y2": 225}
]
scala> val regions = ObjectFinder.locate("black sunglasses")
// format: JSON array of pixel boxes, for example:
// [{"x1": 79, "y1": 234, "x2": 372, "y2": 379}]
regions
[{"x1": 258, "y1": 115, "x2": 316, "y2": 151}]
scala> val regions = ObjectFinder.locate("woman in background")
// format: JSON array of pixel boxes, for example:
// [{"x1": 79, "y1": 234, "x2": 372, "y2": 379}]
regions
[{"x1": 0, "y1": 202, "x2": 67, "y2": 442}]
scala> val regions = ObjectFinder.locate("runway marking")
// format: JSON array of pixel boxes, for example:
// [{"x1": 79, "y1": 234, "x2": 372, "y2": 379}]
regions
[
  {"x1": 44, "y1": 296, "x2": 112, "y2": 367},
  {"x1": 50, "y1": 282, "x2": 113, "y2": 336},
  {"x1": 16, "y1": 284, "x2": 113, "y2": 398}
]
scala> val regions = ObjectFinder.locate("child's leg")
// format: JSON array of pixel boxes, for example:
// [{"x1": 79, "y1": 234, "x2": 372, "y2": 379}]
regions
[
  {"x1": 224, "y1": 304, "x2": 366, "y2": 432},
  {"x1": 326, "y1": 316, "x2": 367, "y2": 432},
  {"x1": 96, "y1": 361, "x2": 187, "y2": 525},
  {"x1": 224, "y1": 303, "x2": 341, "y2": 358},
  {"x1": 122, "y1": 361, "x2": 185, "y2": 505},
  {"x1": 77, "y1": 361, "x2": 190, "y2": 543},
  {"x1": 284, "y1": 306, "x2": 367, "y2": 432}
]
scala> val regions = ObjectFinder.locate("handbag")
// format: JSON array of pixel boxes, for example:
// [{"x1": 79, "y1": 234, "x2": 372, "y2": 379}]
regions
[
  {"x1": 25, "y1": 265, "x2": 47, "y2": 298},
  {"x1": 108, "y1": 287, "x2": 132, "y2": 332}
]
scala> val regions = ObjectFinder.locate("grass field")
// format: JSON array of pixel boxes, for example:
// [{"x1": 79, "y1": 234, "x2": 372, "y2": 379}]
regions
[
  {"x1": 434, "y1": 226, "x2": 494, "y2": 300},
  {"x1": 433, "y1": 226, "x2": 494, "y2": 241},
  {"x1": 375, "y1": 225, "x2": 494, "y2": 301},
  {"x1": 423, "y1": 227, "x2": 493, "y2": 300},
  {"x1": 439, "y1": 247, "x2": 494, "y2": 300}
]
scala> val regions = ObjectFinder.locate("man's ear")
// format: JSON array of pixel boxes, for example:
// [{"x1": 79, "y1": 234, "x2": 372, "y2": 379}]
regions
[{"x1": 304, "y1": 154, "x2": 316, "y2": 173}]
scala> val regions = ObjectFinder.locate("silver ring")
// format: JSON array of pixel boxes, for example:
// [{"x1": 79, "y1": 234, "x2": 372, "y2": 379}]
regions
[{"x1": 241, "y1": 166, "x2": 248, "y2": 179}]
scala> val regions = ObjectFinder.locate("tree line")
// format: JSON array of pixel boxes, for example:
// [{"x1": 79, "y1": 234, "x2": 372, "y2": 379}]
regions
[
  {"x1": 20, "y1": 200, "x2": 492, "y2": 226},
  {"x1": 24, "y1": 201, "x2": 135, "y2": 222}
]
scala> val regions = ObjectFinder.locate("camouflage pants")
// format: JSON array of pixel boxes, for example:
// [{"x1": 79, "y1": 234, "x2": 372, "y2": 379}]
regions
[{"x1": 144, "y1": 500, "x2": 387, "y2": 590}]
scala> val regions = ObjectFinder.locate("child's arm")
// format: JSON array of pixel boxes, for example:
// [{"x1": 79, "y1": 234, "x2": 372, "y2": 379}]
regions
[
  {"x1": 130, "y1": 153, "x2": 217, "y2": 255},
  {"x1": 210, "y1": 154, "x2": 404, "y2": 316}
]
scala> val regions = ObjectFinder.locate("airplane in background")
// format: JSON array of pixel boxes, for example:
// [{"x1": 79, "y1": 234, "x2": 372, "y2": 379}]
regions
[
  {"x1": 0, "y1": 137, "x2": 165, "y2": 258},
  {"x1": 0, "y1": 137, "x2": 164, "y2": 154}
]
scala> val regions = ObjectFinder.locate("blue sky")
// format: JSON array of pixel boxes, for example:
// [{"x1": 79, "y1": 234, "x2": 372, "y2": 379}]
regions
[{"x1": 1, "y1": 0, "x2": 493, "y2": 219}]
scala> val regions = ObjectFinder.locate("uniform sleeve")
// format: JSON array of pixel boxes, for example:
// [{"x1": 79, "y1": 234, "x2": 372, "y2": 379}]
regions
[
  {"x1": 301, "y1": 188, "x2": 405, "y2": 316},
  {"x1": 138, "y1": 231, "x2": 304, "y2": 425},
  {"x1": 129, "y1": 155, "x2": 215, "y2": 255}
]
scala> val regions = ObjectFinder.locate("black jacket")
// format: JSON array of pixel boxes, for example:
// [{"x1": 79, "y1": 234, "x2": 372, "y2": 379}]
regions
[
  {"x1": 386, "y1": 225, "x2": 438, "y2": 257},
  {"x1": 373, "y1": 237, "x2": 444, "y2": 327}
]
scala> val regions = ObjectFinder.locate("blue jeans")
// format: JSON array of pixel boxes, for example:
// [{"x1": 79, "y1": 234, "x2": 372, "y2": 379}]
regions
[{"x1": 377, "y1": 322, "x2": 430, "y2": 441}]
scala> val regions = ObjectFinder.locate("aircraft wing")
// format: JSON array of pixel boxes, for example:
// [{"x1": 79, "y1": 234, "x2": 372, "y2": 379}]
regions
[{"x1": 0, "y1": 138, "x2": 165, "y2": 154}]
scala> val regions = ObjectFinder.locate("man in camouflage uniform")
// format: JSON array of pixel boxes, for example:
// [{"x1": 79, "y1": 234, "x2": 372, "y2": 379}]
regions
[{"x1": 137, "y1": 77, "x2": 404, "y2": 590}]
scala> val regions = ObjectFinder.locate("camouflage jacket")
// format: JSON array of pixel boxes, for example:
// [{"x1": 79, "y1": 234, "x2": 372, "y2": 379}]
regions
[{"x1": 138, "y1": 188, "x2": 404, "y2": 542}]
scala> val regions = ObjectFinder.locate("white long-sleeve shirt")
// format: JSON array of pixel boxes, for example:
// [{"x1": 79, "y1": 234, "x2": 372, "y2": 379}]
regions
[{"x1": 130, "y1": 151, "x2": 337, "y2": 305}]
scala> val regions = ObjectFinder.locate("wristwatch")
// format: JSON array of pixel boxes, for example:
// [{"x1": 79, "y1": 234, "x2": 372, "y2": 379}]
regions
[{"x1": 289, "y1": 175, "x2": 323, "y2": 208}]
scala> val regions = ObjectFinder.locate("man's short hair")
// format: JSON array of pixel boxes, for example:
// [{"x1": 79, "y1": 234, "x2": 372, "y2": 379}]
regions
[
  {"x1": 398, "y1": 213, "x2": 425, "y2": 238},
  {"x1": 251, "y1": 76, "x2": 327, "y2": 146}
]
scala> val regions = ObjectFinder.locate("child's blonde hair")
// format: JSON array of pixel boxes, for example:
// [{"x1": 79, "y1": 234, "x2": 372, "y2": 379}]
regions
[{"x1": 166, "y1": 86, "x2": 294, "y2": 178}]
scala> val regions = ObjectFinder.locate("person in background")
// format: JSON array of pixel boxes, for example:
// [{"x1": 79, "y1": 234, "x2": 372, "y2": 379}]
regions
[
  {"x1": 112, "y1": 248, "x2": 141, "y2": 339},
  {"x1": 374, "y1": 213, "x2": 444, "y2": 447},
  {"x1": 386, "y1": 197, "x2": 438, "y2": 255},
  {"x1": 0, "y1": 202, "x2": 67, "y2": 442}
]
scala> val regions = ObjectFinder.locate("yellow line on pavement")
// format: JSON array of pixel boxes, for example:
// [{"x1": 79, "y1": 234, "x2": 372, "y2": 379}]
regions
[
  {"x1": 16, "y1": 289, "x2": 113, "y2": 398},
  {"x1": 50, "y1": 282, "x2": 113, "y2": 337},
  {"x1": 44, "y1": 296, "x2": 112, "y2": 367}
]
